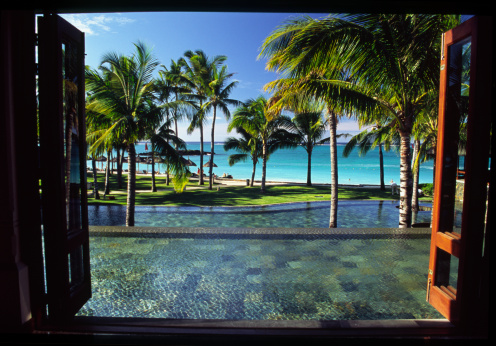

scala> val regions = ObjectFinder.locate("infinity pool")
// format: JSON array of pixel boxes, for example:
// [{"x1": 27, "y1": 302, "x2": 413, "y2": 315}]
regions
[
  {"x1": 77, "y1": 227, "x2": 442, "y2": 320},
  {"x1": 78, "y1": 201, "x2": 446, "y2": 320},
  {"x1": 88, "y1": 200, "x2": 435, "y2": 228}
]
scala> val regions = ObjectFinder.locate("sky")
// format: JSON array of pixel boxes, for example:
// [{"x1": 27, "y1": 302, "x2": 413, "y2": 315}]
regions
[{"x1": 61, "y1": 12, "x2": 363, "y2": 142}]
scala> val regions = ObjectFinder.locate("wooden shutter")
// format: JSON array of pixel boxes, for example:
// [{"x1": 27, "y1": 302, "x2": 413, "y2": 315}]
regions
[
  {"x1": 38, "y1": 13, "x2": 91, "y2": 322},
  {"x1": 427, "y1": 16, "x2": 491, "y2": 326}
]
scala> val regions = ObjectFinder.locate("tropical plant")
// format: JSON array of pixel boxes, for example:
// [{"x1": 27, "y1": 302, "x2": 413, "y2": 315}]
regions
[
  {"x1": 202, "y1": 63, "x2": 240, "y2": 189},
  {"x1": 262, "y1": 73, "x2": 349, "y2": 228},
  {"x1": 179, "y1": 50, "x2": 227, "y2": 185},
  {"x1": 223, "y1": 127, "x2": 263, "y2": 187},
  {"x1": 149, "y1": 120, "x2": 191, "y2": 193},
  {"x1": 228, "y1": 96, "x2": 299, "y2": 193},
  {"x1": 85, "y1": 41, "x2": 161, "y2": 226},
  {"x1": 158, "y1": 59, "x2": 192, "y2": 149},
  {"x1": 343, "y1": 124, "x2": 399, "y2": 191},
  {"x1": 259, "y1": 14, "x2": 459, "y2": 227},
  {"x1": 290, "y1": 110, "x2": 330, "y2": 186}
]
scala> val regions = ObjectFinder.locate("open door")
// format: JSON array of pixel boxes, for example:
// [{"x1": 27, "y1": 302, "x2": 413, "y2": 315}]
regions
[
  {"x1": 38, "y1": 13, "x2": 91, "y2": 322},
  {"x1": 427, "y1": 16, "x2": 491, "y2": 327}
]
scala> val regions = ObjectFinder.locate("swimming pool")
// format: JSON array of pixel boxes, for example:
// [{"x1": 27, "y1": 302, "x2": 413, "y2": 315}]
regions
[
  {"x1": 79, "y1": 201, "x2": 449, "y2": 320},
  {"x1": 88, "y1": 200, "x2": 435, "y2": 228},
  {"x1": 77, "y1": 227, "x2": 443, "y2": 320}
]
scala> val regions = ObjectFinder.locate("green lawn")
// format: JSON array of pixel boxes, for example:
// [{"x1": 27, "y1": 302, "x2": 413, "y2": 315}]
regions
[{"x1": 86, "y1": 172, "x2": 431, "y2": 207}]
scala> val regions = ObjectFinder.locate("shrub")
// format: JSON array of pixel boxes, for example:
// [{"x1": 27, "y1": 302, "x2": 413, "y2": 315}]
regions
[{"x1": 420, "y1": 183, "x2": 434, "y2": 196}]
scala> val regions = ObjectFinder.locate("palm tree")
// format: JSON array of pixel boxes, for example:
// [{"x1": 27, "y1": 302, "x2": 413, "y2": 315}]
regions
[
  {"x1": 85, "y1": 41, "x2": 160, "y2": 226},
  {"x1": 158, "y1": 59, "x2": 192, "y2": 149},
  {"x1": 343, "y1": 124, "x2": 399, "y2": 191},
  {"x1": 149, "y1": 120, "x2": 190, "y2": 193},
  {"x1": 260, "y1": 14, "x2": 459, "y2": 228},
  {"x1": 263, "y1": 77, "x2": 347, "y2": 228},
  {"x1": 223, "y1": 127, "x2": 263, "y2": 187},
  {"x1": 291, "y1": 111, "x2": 330, "y2": 186},
  {"x1": 202, "y1": 64, "x2": 240, "y2": 189},
  {"x1": 179, "y1": 50, "x2": 227, "y2": 186},
  {"x1": 228, "y1": 96, "x2": 299, "y2": 193}
]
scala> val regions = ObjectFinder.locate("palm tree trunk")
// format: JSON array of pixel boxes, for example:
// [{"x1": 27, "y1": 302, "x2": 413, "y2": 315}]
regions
[
  {"x1": 329, "y1": 109, "x2": 338, "y2": 228},
  {"x1": 126, "y1": 143, "x2": 136, "y2": 227},
  {"x1": 398, "y1": 130, "x2": 413, "y2": 228},
  {"x1": 117, "y1": 148, "x2": 122, "y2": 189},
  {"x1": 91, "y1": 158, "x2": 99, "y2": 199},
  {"x1": 306, "y1": 144, "x2": 312, "y2": 187},
  {"x1": 166, "y1": 162, "x2": 170, "y2": 185},
  {"x1": 261, "y1": 142, "x2": 267, "y2": 193},
  {"x1": 251, "y1": 158, "x2": 257, "y2": 187},
  {"x1": 104, "y1": 152, "x2": 110, "y2": 196},
  {"x1": 199, "y1": 123, "x2": 204, "y2": 185},
  {"x1": 209, "y1": 106, "x2": 217, "y2": 190},
  {"x1": 379, "y1": 143, "x2": 385, "y2": 190},
  {"x1": 151, "y1": 150, "x2": 156, "y2": 192},
  {"x1": 174, "y1": 91, "x2": 179, "y2": 150},
  {"x1": 412, "y1": 139, "x2": 420, "y2": 214}
]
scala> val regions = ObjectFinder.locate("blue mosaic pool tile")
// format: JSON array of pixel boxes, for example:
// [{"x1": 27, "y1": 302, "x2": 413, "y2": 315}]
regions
[{"x1": 77, "y1": 228, "x2": 445, "y2": 320}]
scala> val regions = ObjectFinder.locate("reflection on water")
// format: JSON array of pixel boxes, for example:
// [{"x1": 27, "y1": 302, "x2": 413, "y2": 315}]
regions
[{"x1": 89, "y1": 200, "x2": 436, "y2": 228}]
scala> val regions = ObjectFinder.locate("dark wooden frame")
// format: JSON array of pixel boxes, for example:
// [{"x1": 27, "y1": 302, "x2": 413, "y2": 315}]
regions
[{"x1": 37, "y1": 13, "x2": 91, "y2": 323}]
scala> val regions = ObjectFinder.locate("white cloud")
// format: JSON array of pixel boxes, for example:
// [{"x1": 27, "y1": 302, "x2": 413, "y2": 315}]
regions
[{"x1": 60, "y1": 14, "x2": 135, "y2": 36}]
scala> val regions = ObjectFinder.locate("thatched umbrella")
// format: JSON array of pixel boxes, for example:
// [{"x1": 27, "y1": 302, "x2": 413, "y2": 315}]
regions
[
  {"x1": 203, "y1": 161, "x2": 217, "y2": 168},
  {"x1": 181, "y1": 157, "x2": 197, "y2": 166},
  {"x1": 95, "y1": 156, "x2": 107, "y2": 170}
]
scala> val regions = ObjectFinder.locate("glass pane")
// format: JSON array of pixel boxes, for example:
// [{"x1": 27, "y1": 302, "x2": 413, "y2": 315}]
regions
[
  {"x1": 62, "y1": 40, "x2": 82, "y2": 232},
  {"x1": 434, "y1": 248, "x2": 459, "y2": 292},
  {"x1": 439, "y1": 37, "x2": 471, "y2": 234},
  {"x1": 68, "y1": 245, "x2": 85, "y2": 290}
]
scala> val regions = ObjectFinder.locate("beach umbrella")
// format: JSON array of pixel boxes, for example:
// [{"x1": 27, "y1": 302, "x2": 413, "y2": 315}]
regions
[
  {"x1": 138, "y1": 152, "x2": 153, "y2": 157},
  {"x1": 203, "y1": 161, "x2": 217, "y2": 168},
  {"x1": 95, "y1": 156, "x2": 106, "y2": 170},
  {"x1": 181, "y1": 157, "x2": 197, "y2": 166}
]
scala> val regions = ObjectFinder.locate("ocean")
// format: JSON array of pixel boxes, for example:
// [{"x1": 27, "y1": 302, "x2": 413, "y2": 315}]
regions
[{"x1": 89, "y1": 142, "x2": 436, "y2": 186}]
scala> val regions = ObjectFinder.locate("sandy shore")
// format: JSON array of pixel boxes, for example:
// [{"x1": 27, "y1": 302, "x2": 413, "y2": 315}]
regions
[{"x1": 135, "y1": 172, "x2": 384, "y2": 189}]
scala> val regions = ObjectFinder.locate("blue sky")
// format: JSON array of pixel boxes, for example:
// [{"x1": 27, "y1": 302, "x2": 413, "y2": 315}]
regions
[{"x1": 61, "y1": 12, "x2": 362, "y2": 141}]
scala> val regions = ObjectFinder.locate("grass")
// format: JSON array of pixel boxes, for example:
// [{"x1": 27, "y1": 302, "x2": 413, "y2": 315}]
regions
[{"x1": 86, "y1": 172, "x2": 432, "y2": 207}]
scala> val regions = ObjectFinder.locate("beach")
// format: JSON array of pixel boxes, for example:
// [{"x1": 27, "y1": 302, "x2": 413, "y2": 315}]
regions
[{"x1": 90, "y1": 142, "x2": 438, "y2": 187}]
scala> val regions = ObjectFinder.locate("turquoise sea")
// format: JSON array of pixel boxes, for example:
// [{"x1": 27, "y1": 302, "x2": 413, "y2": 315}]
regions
[{"x1": 89, "y1": 142, "x2": 436, "y2": 186}]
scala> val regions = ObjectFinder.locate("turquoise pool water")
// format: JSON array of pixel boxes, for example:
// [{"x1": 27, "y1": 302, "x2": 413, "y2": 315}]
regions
[
  {"x1": 79, "y1": 201, "x2": 447, "y2": 320},
  {"x1": 88, "y1": 200, "x2": 434, "y2": 228},
  {"x1": 77, "y1": 228, "x2": 442, "y2": 320}
]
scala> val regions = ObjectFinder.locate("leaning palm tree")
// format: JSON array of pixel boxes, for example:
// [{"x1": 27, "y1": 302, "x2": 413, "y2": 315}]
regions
[
  {"x1": 223, "y1": 127, "x2": 263, "y2": 187},
  {"x1": 260, "y1": 14, "x2": 459, "y2": 228},
  {"x1": 229, "y1": 96, "x2": 299, "y2": 193},
  {"x1": 85, "y1": 41, "x2": 160, "y2": 226},
  {"x1": 179, "y1": 50, "x2": 227, "y2": 185},
  {"x1": 202, "y1": 64, "x2": 240, "y2": 189}
]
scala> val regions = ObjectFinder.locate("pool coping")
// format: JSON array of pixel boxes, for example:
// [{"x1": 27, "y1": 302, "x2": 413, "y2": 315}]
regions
[{"x1": 89, "y1": 226, "x2": 432, "y2": 238}]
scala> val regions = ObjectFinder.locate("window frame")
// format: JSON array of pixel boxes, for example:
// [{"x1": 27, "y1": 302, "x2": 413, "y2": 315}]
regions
[{"x1": 26, "y1": 10, "x2": 491, "y2": 342}]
